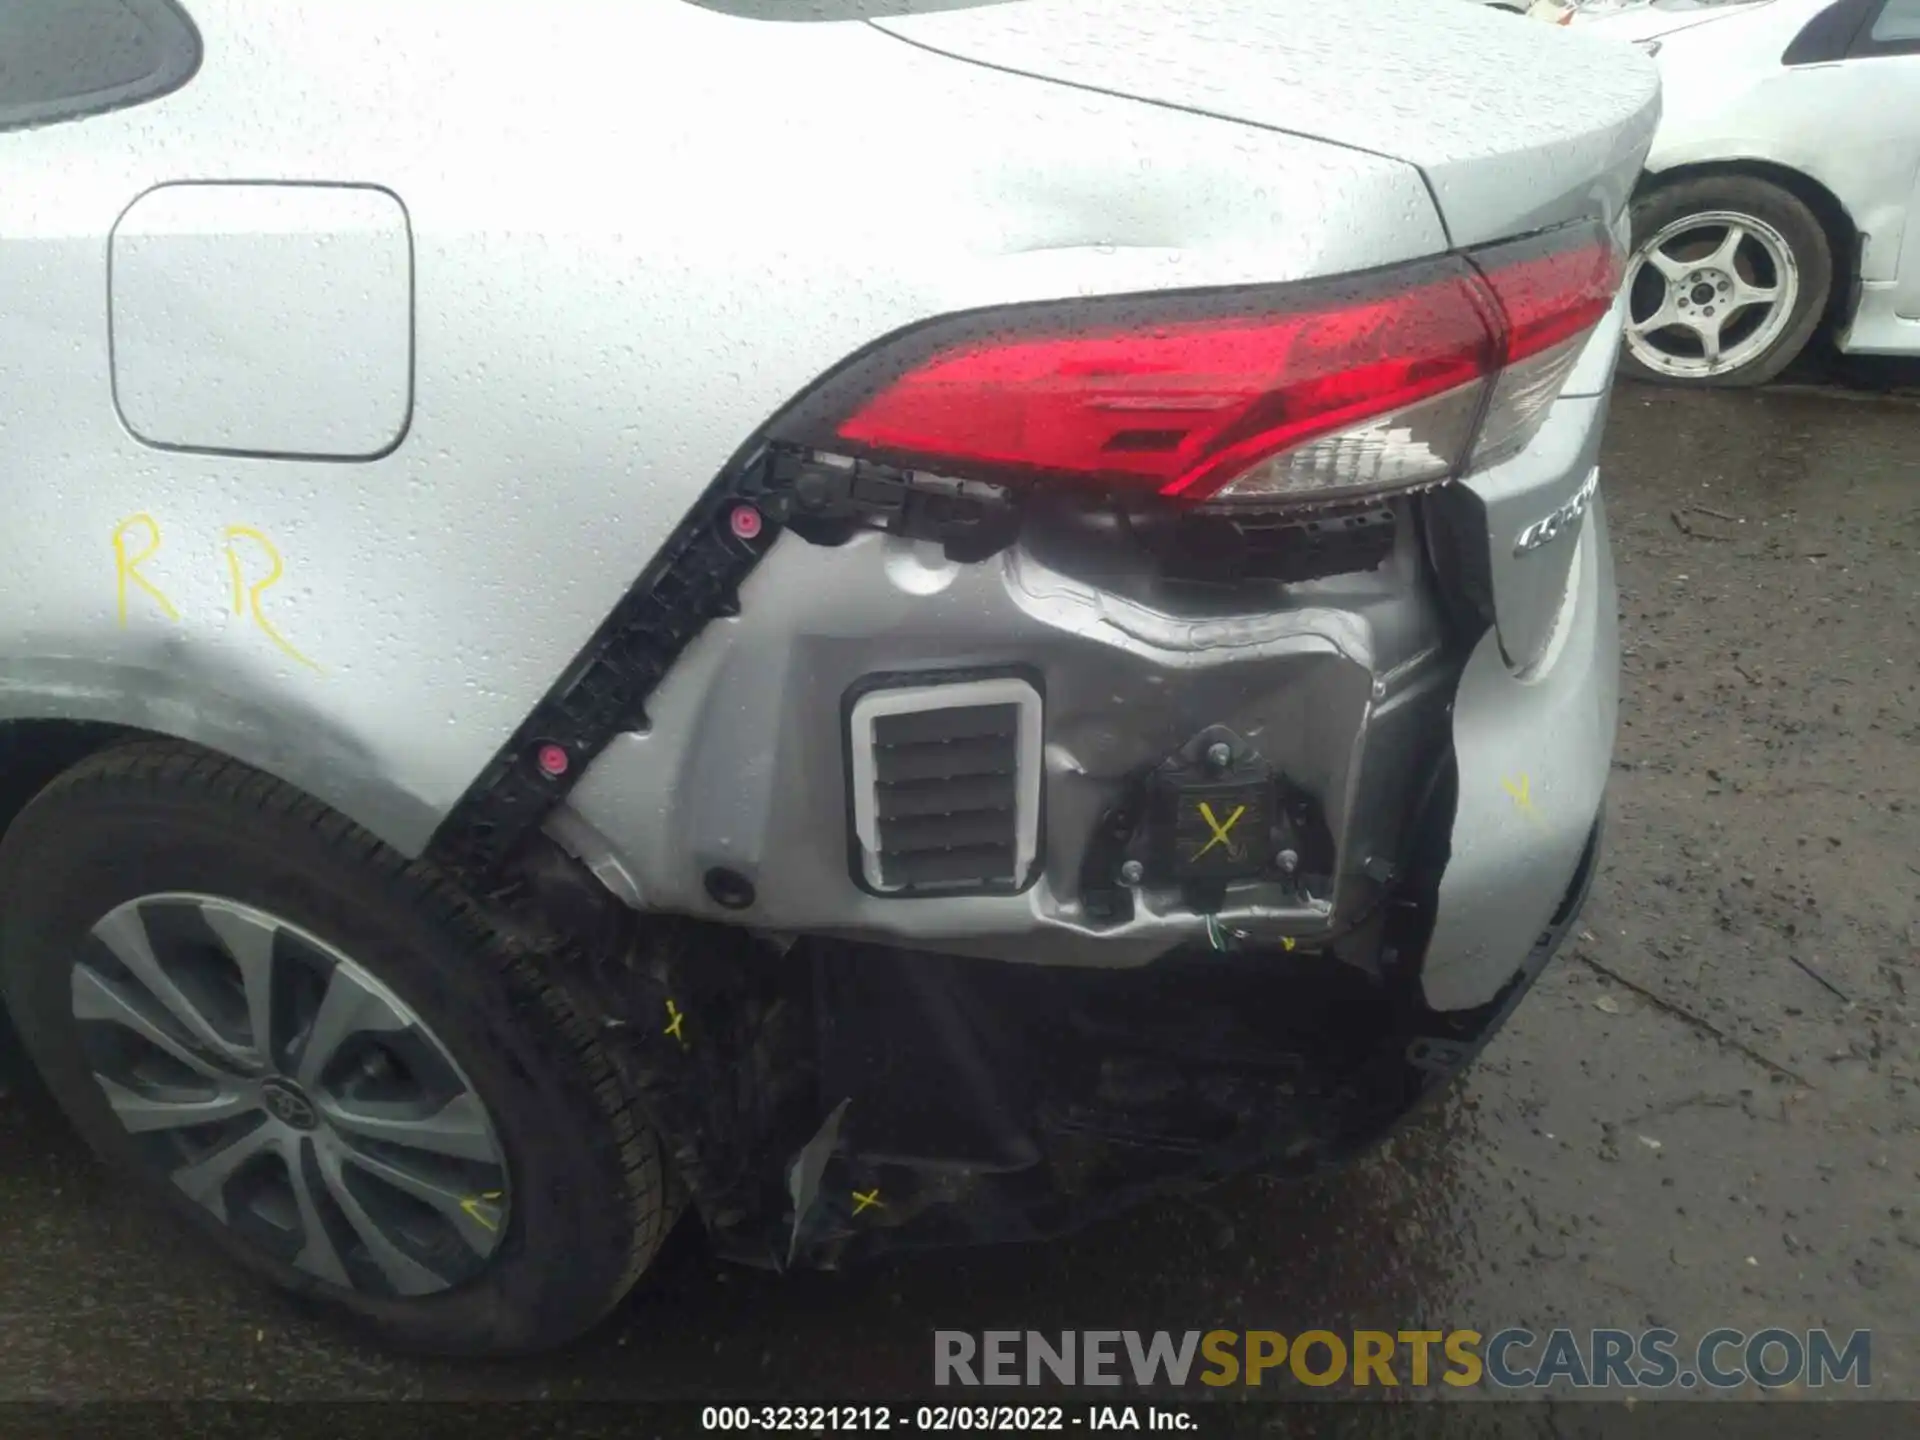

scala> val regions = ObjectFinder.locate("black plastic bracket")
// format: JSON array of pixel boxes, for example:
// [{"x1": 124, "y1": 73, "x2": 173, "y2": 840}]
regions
[
  {"x1": 755, "y1": 449, "x2": 1020, "y2": 563},
  {"x1": 1078, "y1": 727, "x2": 1336, "y2": 923},
  {"x1": 428, "y1": 465, "x2": 782, "y2": 880},
  {"x1": 1128, "y1": 502, "x2": 1397, "y2": 588}
]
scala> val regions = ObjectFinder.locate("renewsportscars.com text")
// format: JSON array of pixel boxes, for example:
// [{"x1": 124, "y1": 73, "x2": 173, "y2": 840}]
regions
[{"x1": 933, "y1": 1328, "x2": 1872, "y2": 1391}]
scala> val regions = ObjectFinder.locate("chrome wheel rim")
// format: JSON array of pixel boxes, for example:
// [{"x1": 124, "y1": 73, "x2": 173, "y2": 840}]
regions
[
  {"x1": 72, "y1": 894, "x2": 509, "y2": 1297},
  {"x1": 1624, "y1": 210, "x2": 1800, "y2": 380}
]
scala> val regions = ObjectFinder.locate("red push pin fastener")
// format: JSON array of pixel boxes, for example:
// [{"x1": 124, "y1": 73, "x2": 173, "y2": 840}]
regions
[
  {"x1": 535, "y1": 743, "x2": 570, "y2": 778},
  {"x1": 729, "y1": 504, "x2": 764, "y2": 541}
]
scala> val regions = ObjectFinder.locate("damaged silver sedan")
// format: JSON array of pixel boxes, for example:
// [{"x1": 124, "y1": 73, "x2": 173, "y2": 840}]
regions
[{"x1": 0, "y1": 0, "x2": 1654, "y2": 1354}]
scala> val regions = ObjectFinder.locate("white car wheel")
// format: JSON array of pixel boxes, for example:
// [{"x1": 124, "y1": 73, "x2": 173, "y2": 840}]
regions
[
  {"x1": 1619, "y1": 176, "x2": 1834, "y2": 388},
  {"x1": 1625, "y1": 211, "x2": 1799, "y2": 379}
]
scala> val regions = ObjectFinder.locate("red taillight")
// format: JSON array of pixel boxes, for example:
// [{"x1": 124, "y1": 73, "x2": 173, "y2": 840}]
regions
[
  {"x1": 774, "y1": 221, "x2": 1623, "y2": 507},
  {"x1": 1479, "y1": 240, "x2": 1624, "y2": 364},
  {"x1": 833, "y1": 271, "x2": 1495, "y2": 503}
]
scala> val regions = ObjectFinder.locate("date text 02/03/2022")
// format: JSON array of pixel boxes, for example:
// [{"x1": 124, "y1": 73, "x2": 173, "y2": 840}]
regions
[{"x1": 700, "y1": 1405, "x2": 1192, "y2": 1432}]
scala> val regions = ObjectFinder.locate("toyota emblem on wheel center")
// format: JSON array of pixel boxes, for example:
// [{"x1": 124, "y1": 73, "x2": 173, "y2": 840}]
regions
[{"x1": 259, "y1": 1077, "x2": 319, "y2": 1131}]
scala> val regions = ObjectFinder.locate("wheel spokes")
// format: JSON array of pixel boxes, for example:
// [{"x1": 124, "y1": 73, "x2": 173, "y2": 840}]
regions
[
  {"x1": 1704, "y1": 222, "x2": 1746, "y2": 274},
  {"x1": 197, "y1": 900, "x2": 280, "y2": 1070},
  {"x1": 294, "y1": 960, "x2": 408, "y2": 1090},
  {"x1": 313, "y1": 1145, "x2": 453, "y2": 1295},
  {"x1": 1644, "y1": 243, "x2": 1689, "y2": 282},
  {"x1": 96, "y1": 1073, "x2": 259, "y2": 1134},
  {"x1": 1683, "y1": 309, "x2": 1727, "y2": 367},
  {"x1": 317, "y1": 1091, "x2": 499, "y2": 1164},
  {"x1": 331, "y1": 1137, "x2": 504, "y2": 1256},
  {"x1": 71, "y1": 964, "x2": 234, "y2": 1082},
  {"x1": 286, "y1": 1143, "x2": 354, "y2": 1288},
  {"x1": 169, "y1": 1120, "x2": 277, "y2": 1220},
  {"x1": 90, "y1": 906, "x2": 255, "y2": 1072},
  {"x1": 1629, "y1": 293, "x2": 1681, "y2": 337},
  {"x1": 1727, "y1": 277, "x2": 1780, "y2": 312}
]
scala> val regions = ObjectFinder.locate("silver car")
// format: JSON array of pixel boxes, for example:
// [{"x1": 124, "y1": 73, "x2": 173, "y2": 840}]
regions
[{"x1": 0, "y1": 0, "x2": 1656, "y2": 1354}]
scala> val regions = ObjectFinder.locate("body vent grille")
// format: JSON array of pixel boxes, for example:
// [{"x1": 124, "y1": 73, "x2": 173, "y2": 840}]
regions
[{"x1": 848, "y1": 678, "x2": 1043, "y2": 895}]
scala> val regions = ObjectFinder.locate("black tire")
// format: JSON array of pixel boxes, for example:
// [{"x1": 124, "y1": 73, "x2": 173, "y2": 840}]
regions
[
  {"x1": 0, "y1": 741, "x2": 671, "y2": 1356},
  {"x1": 1619, "y1": 174, "x2": 1833, "y2": 389}
]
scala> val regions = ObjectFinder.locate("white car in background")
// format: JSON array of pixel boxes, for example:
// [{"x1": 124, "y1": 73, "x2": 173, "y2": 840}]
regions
[{"x1": 1551, "y1": 0, "x2": 1920, "y2": 384}]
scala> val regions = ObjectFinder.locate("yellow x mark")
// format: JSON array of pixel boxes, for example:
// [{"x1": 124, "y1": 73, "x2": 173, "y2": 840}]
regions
[
  {"x1": 664, "y1": 998, "x2": 687, "y2": 1047},
  {"x1": 1501, "y1": 773, "x2": 1535, "y2": 815},
  {"x1": 459, "y1": 1189, "x2": 505, "y2": 1232},
  {"x1": 852, "y1": 1188, "x2": 885, "y2": 1216},
  {"x1": 1193, "y1": 802, "x2": 1248, "y2": 861}
]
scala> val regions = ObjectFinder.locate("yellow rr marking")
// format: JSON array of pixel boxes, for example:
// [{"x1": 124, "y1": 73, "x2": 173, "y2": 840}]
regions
[
  {"x1": 111, "y1": 513, "x2": 179, "y2": 625},
  {"x1": 221, "y1": 526, "x2": 320, "y2": 671}
]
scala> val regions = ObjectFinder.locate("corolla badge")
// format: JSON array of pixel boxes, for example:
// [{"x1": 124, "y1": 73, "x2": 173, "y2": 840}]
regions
[{"x1": 1514, "y1": 468, "x2": 1599, "y2": 555}]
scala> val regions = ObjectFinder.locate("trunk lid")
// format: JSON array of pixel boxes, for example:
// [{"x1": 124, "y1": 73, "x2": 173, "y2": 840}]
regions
[{"x1": 869, "y1": 0, "x2": 1661, "y2": 246}]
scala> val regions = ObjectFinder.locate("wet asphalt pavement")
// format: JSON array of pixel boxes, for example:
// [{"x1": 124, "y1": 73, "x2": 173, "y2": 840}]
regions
[{"x1": 0, "y1": 369, "x2": 1915, "y2": 1404}]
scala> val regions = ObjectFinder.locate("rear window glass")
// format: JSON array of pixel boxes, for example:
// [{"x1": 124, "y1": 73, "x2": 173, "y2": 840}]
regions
[
  {"x1": 0, "y1": 0, "x2": 200, "y2": 133},
  {"x1": 680, "y1": 1, "x2": 1019, "y2": 19},
  {"x1": 1871, "y1": 0, "x2": 1920, "y2": 40}
]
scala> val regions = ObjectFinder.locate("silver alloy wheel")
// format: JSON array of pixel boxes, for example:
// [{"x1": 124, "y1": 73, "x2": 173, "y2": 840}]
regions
[
  {"x1": 70, "y1": 893, "x2": 509, "y2": 1298},
  {"x1": 1624, "y1": 210, "x2": 1801, "y2": 380}
]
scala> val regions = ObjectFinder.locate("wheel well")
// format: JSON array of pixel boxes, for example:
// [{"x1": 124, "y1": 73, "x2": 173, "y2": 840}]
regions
[{"x1": 1638, "y1": 160, "x2": 1862, "y2": 325}]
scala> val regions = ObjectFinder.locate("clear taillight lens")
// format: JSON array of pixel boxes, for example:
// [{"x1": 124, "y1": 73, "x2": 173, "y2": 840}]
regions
[
  {"x1": 1470, "y1": 331, "x2": 1593, "y2": 471},
  {"x1": 1211, "y1": 385, "x2": 1487, "y2": 502},
  {"x1": 770, "y1": 221, "x2": 1624, "y2": 507}
]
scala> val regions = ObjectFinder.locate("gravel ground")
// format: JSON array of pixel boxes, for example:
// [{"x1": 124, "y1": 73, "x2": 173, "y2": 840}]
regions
[{"x1": 0, "y1": 375, "x2": 1913, "y2": 1403}]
